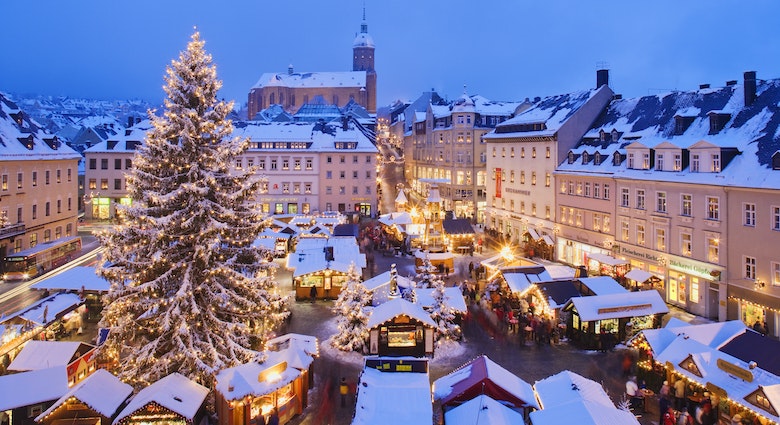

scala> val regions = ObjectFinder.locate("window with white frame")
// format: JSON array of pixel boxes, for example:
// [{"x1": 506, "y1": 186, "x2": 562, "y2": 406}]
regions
[
  {"x1": 545, "y1": 173, "x2": 551, "y2": 187},
  {"x1": 594, "y1": 183, "x2": 601, "y2": 198},
  {"x1": 681, "y1": 231, "x2": 692, "y2": 256},
  {"x1": 691, "y1": 154, "x2": 700, "y2": 172},
  {"x1": 636, "y1": 223, "x2": 645, "y2": 245},
  {"x1": 744, "y1": 256, "x2": 756, "y2": 280},
  {"x1": 576, "y1": 211, "x2": 582, "y2": 227},
  {"x1": 642, "y1": 152, "x2": 650, "y2": 169},
  {"x1": 674, "y1": 154, "x2": 682, "y2": 171},
  {"x1": 621, "y1": 218, "x2": 630, "y2": 241},
  {"x1": 520, "y1": 171, "x2": 524, "y2": 184},
  {"x1": 656, "y1": 154, "x2": 664, "y2": 170},
  {"x1": 744, "y1": 203, "x2": 756, "y2": 226},
  {"x1": 656, "y1": 192, "x2": 667, "y2": 213},
  {"x1": 656, "y1": 228, "x2": 666, "y2": 251},
  {"x1": 604, "y1": 184, "x2": 610, "y2": 200},
  {"x1": 628, "y1": 153, "x2": 635, "y2": 169},
  {"x1": 584, "y1": 182, "x2": 591, "y2": 197},
  {"x1": 707, "y1": 236, "x2": 719, "y2": 263},
  {"x1": 593, "y1": 214, "x2": 601, "y2": 231},
  {"x1": 621, "y1": 188, "x2": 630, "y2": 207},
  {"x1": 681, "y1": 194, "x2": 692, "y2": 216},
  {"x1": 707, "y1": 196, "x2": 719, "y2": 220},
  {"x1": 531, "y1": 172, "x2": 537, "y2": 186},
  {"x1": 568, "y1": 181, "x2": 574, "y2": 195},
  {"x1": 773, "y1": 262, "x2": 780, "y2": 286},
  {"x1": 773, "y1": 206, "x2": 780, "y2": 231},
  {"x1": 636, "y1": 189, "x2": 645, "y2": 210},
  {"x1": 560, "y1": 180, "x2": 566, "y2": 193},
  {"x1": 712, "y1": 154, "x2": 721, "y2": 172},
  {"x1": 603, "y1": 215, "x2": 610, "y2": 232}
]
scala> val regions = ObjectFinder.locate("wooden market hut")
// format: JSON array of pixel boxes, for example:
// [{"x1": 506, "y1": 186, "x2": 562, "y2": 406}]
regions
[
  {"x1": 433, "y1": 355, "x2": 539, "y2": 421},
  {"x1": 624, "y1": 268, "x2": 662, "y2": 291},
  {"x1": 112, "y1": 373, "x2": 209, "y2": 425},
  {"x1": 287, "y1": 237, "x2": 365, "y2": 300},
  {"x1": 442, "y1": 219, "x2": 475, "y2": 254},
  {"x1": 35, "y1": 369, "x2": 133, "y2": 425},
  {"x1": 414, "y1": 251, "x2": 454, "y2": 276},
  {"x1": 0, "y1": 367, "x2": 69, "y2": 425},
  {"x1": 585, "y1": 252, "x2": 629, "y2": 280},
  {"x1": 563, "y1": 290, "x2": 668, "y2": 350},
  {"x1": 8, "y1": 341, "x2": 97, "y2": 387},
  {"x1": 366, "y1": 298, "x2": 436, "y2": 357}
]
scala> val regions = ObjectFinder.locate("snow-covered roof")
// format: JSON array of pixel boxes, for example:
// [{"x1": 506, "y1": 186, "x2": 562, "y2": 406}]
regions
[
  {"x1": 8, "y1": 341, "x2": 95, "y2": 372},
  {"x1": 529, "y1": 399, "x2": 640, "y2": 425},
  {"x1": 215, "y1": 359, "x2": 301, "y2": 401},
  {"x1": 433, "y1": 355, "x2": 538, "y2": 409},
  {"x1": 287, "y1": 236, "x2": 366, "y2": 277},
  {"x1": 361, "y1": 270, "x2": 415, "y2": 292},
  {"x1": 367, "y1": 298, "x2": 436, "y2": 328},
  {"x1": 501, "y1": 266, "x2": 553, "y2": 294},
  {"x1": 352, "y1": 365, "x2": 432, "y2": 425},
  {"x1": 444, "y1": 394, "x2": 526, "y2": 424},
  {"x1": 1, "y1": 292, "x2": 83, "y2": 326},
  {"x1": 252, "y1": 71, "x2": 366, "y2": 89},
  {"x1": 0, "y1": 366, "x2": 69, "y2": 411},
  {"x1": 415, "y1": 287, "x2": 467, "y2": 314},
  {"x1": 586, "y1": 252, "x2": 629, "y2": 266},
  {"x1": 557, "y1": 77, "x2": 780, "y2": 189},
  {"x1": 566, "y1": 290, "x2": 669, "y2": 322},
  {"x1": 533, "y1": 370, "x2": 615, "y2": 410},
  {"x1": 378, "y1": 211, "x2": 412, "y2": 226},
  {"x1": 0, "y1": 92, "x2": 82, "y2": 161},
  {"x1": 394, "y1": 190, "x2": 408, "y2": 204},
  {"x1": 413, "y1": 251, "x2": 454, "y2": 261},
  {"x1": 577, "y1": 276, "x2": 627, "y2": 295},
  {"x1": 233, "y1": 121, "x2": 377, "y2": 154},
  {"x1": 113, "y1": 373, "x2": 209, "y2": 425},
  {"x1": 624, "y1": 268, "x2": 659, "y2": 283},
  {"x1": 31, "y1": 266, "x2": 109, "y2": 292},
  {"x1": 37, "y1": 369, "x2": 133, "y2": 420}
]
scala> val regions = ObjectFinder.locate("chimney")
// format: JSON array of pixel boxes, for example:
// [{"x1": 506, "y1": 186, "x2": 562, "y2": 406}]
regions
[
  {"x1": 744, "y1": 71, "x2": 757, "y2": 107},
  {"x1": 726, "y1": 80, "x2": 737, "y2": 86},
  {"x1": 596, "y1": 69, "x2": 609, "y2": 88},
  {"x1": 288, "y1": 64, "x2": 294, "y2": 75},
  {"x1": 699, "y1": 84, "x2": 710, "y2": 90}
]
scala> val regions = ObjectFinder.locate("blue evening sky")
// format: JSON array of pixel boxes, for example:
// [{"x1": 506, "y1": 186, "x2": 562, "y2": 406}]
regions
[{"x1": 2, "y1": 0, "x2": 780, "y2": 108}]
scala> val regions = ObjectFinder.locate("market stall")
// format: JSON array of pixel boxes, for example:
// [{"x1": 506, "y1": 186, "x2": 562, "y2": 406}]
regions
[
  {"x1": 586, "y1": 252, "x2": 629, "y2": 280},
  {"x1": 366, "y1": 298, "x2": 436, "y2": 357},
  {"x1": 113, "y1": 373, "x2": 209, "y2": 425}
]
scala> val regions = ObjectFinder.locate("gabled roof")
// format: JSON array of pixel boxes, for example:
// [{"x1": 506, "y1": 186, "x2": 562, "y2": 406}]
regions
[
  {"x1": 8, "y1": 341, "x2": 95, "y2": 372},
  {"x1": 113, "y1": 373, "x2": 208, "y2": 425},
  {"x1": 353, "y1": 365, "x2": 431, "y2": 425},
  {"x1": 0, "y1": 367, "x2": 69, "y2": 411},
  {"x1": 533, "y1": 370, "x2": 615, "y2": 409},
  {"x1": 442, "y1": 219, "x2": 475, "y2": 235},
  {"x1": 565, "y1": 290, "x2": 668, "y2": 321},
  {"x1": 720, "y1": 331, "x2": 780, "y2": 376},
  {"x1": 433, "y1": 355, "x2": 538, "y2": 409},
  {"x1": 367, "y1": 298, "x2": 435, "y2": 328},
  {"x1": 252, "y1": 71, "x2": 366, "y2": 89},
  {"x1": 444, "y1": 394, "x2": 526, "y2": 424},
  {"x1": 37, "y1": 369, "x2": 133, "y2": 420}
]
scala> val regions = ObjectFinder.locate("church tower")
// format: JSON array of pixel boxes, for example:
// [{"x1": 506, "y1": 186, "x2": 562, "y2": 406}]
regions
[{"x1": 352, "y1": 5, "x2": 376, "y2": 113}]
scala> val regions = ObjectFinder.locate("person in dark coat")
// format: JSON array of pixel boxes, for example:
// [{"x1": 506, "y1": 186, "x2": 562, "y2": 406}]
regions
[
  {"x1": 309, "y1": 285, "x2": 318, "y2": 303},
  {"x1": 267, "y1": 409, "x2": 279, "y2": 425}
]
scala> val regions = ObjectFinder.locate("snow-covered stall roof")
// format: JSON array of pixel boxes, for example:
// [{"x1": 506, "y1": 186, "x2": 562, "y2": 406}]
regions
[
  {"x1": 0, "y1": 366, "x2": 68, "y2": 411},
  {"x1": 352, "y1": 365, "x2": 432, "y2": 425},
  {"x1": 367, "y1": 298, "x2": 436, "y2": 328},
  {"x1": 264, "y1": 333, "x2": 318, "y2": 371},
  {"x1": 215, "y1": 359, "x2": 302, "y2": 401},
  {"x1": 361, "y1": 270, "x2": 414, "y2": 292},
  {"x1": 394, "y1": 190, "x2": 408, "y2": 204},
  {"x1": 30, "y1": 266, "x2": 109, "y2": 292},
  {"x1": 266, "y1": 333, "x2": 318, "y2": 357},
  {"x1": 444, "y1": 394, "x2": 526, "y2": 424},
  {"x1": 8, "y1": 341, "x2": 95, "y2": 372},
  {"x1": 624, "y1": 268, "x2": 659, "y2": 283},
  {"x1": 113, "y1": 373, "x2": 209, "y2": 425},
  {"x1": 577, "y1": 276, "x2": 627, "y2": 295},
  {"x1": 529, "y1": 398, "x2": 640, "y2": 425},
  {"x1": 413, "y1": 250, "x2": 454, "y2": 261},
  {"x1": 566, "y1": 290, "x2": 668, "y2": 322},
  {"x1": 378, "y1": 211, "x2": 413, "y2": 226},
  {"x1": 638, "y1": 320, "x2": 748, "y2": 356},
  {"x1": 2, "y1": 292, "x2": 82, "y2": 326},
  {"x1": 36, "y1": 369, "x2": 133, "y2": 420},
  {"x1": 415, "y1": 287, "x2": 467, "y2": 314},
  {"x1": 433, "y1": 355, "x2": 538, "y2": 409},
  {"x1": 533, "y1": 370, "x2": 616, "y2": 410},
  {"x1": 500, "y1": 266, "x2": 552, "y2": 294}
]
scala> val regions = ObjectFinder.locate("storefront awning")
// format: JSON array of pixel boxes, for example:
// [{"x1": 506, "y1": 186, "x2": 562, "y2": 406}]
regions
[
  {"x1": 542, "y1": 235, "x2": 554, "y2": 246},
  {"x1": 527, "y1": 229, "x2": 540, "y2": 241},
  {"x1": 587, "y1": 252, "x2": 628, "y2": 266},
  {"x1": 625, "y1": 268, "x2": 657, "y2": 283}
]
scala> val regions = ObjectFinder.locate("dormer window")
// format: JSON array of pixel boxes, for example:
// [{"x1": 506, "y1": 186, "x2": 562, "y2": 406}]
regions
[
  {"x1": 613, "y1": 152, "x2": 622, "y2": 166},
  {"x1": 582, "y1": 152, "x2": 589, "y2": 164},
  {"x1": 708, "y1": 112, "x2": 731, "y2": 135},
  {"x1": 611, "y1": 129, "x2": 619, "y2": 141},
  {"x1": 691, "y1": 154, "x2": 700, "y2": 172},
  {"x1": 642, "y1": 153, "x2": 650, "y2": 169},
  {"x1": 628, "y1": 153, "x2": 635, "y2": 169},
  {"x1": 674, "y1": 154, "x2": 682, "y2": 171},
  {"x1": 599, "y1": 130, "x2": 606, "y2": 142},
  {"x1": 772, "y1": 151, "x2": 780, "y2": 170},
  {"x1": 712, "y1": 153, "x2": 721, "y2": 172},
  {"x1": 656, "y1": 153, "x2": 664, "y2": 170},
  {"x1": 568, "y1": 151, "x2": 575, "y2": 164},
  {"x1": 594, "y1": 152, "x2": 602, "y2": 165},
  {"x1": 675, "y1": 116, "x2": 695, "y2": 135}
]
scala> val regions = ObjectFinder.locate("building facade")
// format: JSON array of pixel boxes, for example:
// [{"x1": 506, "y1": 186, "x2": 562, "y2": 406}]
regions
[
  {"x1": 0, "y1": 93, "x2": 81, "y2": 264},
  {"x1": 555, "y1": 71, "x2": 780, "y2": 329},
  {"x1": 247, "y1": 14, "x2": 376, "y2": 119}
]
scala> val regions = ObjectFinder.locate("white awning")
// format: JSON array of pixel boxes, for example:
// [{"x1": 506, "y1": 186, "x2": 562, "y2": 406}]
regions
[
  {"x1": 527, "y1": 229, "x2": 540, "y2": 240},
  {"x1": 587, "y1": 252, "x2": 628, "y2": 266},
  {"x1": 625, "y1": 268, "x2": 657, "y2": 283},
  {"x1": 542, "y1": 235, "x2": 554, "y2": 245}
]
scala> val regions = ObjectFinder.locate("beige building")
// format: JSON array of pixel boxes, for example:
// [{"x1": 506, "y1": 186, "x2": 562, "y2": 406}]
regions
[
  {"x1": 483, "y1": 71, "x2": 613, "y2": 252},
  {"x1": 555, "y1": 71, "x2": 780, "y2": 330},
  {"x1": 0, "y1": 93, "x2": 80, "y2": 261},
  {"x1": 407, "y1": 91, "x2": 522, "y2": 222}
]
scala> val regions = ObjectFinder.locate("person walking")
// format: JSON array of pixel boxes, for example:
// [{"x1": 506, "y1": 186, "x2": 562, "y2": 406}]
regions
[{"x1": 674, "y1": 378, "x2": 687, "y2": 412}]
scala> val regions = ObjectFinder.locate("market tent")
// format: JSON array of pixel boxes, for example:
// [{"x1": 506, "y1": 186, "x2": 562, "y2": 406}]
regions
[
  {"x1": 535, "y1": 281, "x2": 582, "y2": 310},
  {"x1": 565, "y1": 290, "x2": 668, "y2": 322},
  {"x1": 533, "y1": 370, "x2": 615, "y2": 409},
  {"x1": 530, "y1": 398, "x2": 640, "y2": 425},
  {"x1": 0, "y1": 366, "x2": 68, "y2": 411},
  {"x1": 586, "y1": 252, "x2": 628, "y2": 266},
  {"x1": 1, "y1": 293, "x2": 83, "y2": 327},
  {"x1": 577, "y1": 276, "x2": 627, "y2": 295},
  {"x1": 624, "y1": 268, "x2": 656, "y2": 283},
  {"x1": 445, "y1": 395, "x2": 526, "y2": 424}
]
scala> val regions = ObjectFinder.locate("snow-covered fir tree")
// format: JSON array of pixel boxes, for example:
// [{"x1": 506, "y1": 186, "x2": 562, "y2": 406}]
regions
[
  {"x1": 96, "y1": 31, "x2": 289, "y2": 388},
  {"x1": 428, "y1": 269, "x2": 461, "y2": 341},
  {"x1": 415, "y1": 256, "x2": 437, "y2": 289},
  {"x1": 331, "y1": 263, "x2": 371, "y2": 352}
]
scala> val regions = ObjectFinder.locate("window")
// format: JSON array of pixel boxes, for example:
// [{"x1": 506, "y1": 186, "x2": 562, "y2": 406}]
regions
[
  {"x1": 603, "y1": 215, "x2": 610, "y2": 232},
  {"x1": 510, "y1": 171, "x2": 515, "y2": 183},
  {"x1": 744, "y1": 203, "x2": 756, "y2": 226},
  {"x1": 306, "y1": 158, "x2": 313, "y2": 169},
  {"x1": 501, "y1": 147, "x2": 506, "y2": 157},
  {"x1": 707, "y1": 236, "x2": 719, "y2": 263},
  {"x1": 621, "y1": 188, "x2": 630, "y2": 207},
  {"x1": 270, "y1": 159, "x2": 277, "y2": 170},
  {"x1": 656, "y1": 192, "x2": 667, "y2": 213},
  {"x1": 642, "y1": 152, "x2": 650, "y2": 169},
  {"x1": 352, "y1": 170, "x2": 358, "y2": 179},
  {"x1": 532, "y1": 147, "x2": 536, "y2": 158},
  {"x1": 628, "y1": 153, "x2": 635, "y2": 169},
  {"x1": 56, "y1": 169, "x2": 61, "y2": 183},
  {"x1": 655, "y1": 228, "x2": 666, "y2": 250},
  {"x1": 365, "y1": 186, "x2": 371, "y2": 195},
  {"x1": 89, "y1": 158, "x2": 97, "y2": 169},
  {"x1": 674, "y1": 154, "x2": 682, "y2": 171},
  {"x1": 340, "y1": 171, "x2": 346, "y2": 179},
  {"x1": 101, "y1": 179, "x2": 108, "y2": 190},
  {"x1": 57, "y1": 199, "x2": 61, "y2": 214},
  {"x1": 712, "y1": 154, "x2": 721, "y2": 172},
  {"x1": 32, "y1": 171, "x2": 37, "y2": 187},
  {"x1": 101, "y1": 158, "x2": 108, "y2": 170},
  {"x1": 691, "y1": 154, "x2": 700, "y2": 172},
  {"x1": 45, "y1": 170, "x2": 50, "y2": 185},
  {"x1": 294, "y1": 159, "x2": 301, "y2": 170},
  {"x1": 560, "y1": 180, "x2": 566, "y2": 193},
  {"x1": 326, "y1": 186, "x2": 332, "y2": 195},
  {"x1": 114, "y1": 159, "x2": 122, "y2": 170},
  {"x1": 576, "y1": 182, "x2": 582, "y2": 195},
  {"x1": 568, "y1": 181, "x2": 574, "y2": 195},
  {"x1": 32, "y1": 204, "x2": 37, "y2": 220},
  {"x1": 521, "y1": 147, "x2": 525, "y2": 158},
  {"x1": 593, "y1": 214, "x2": 601, "y2": 231},
  {"x1": 531, "y1": 172, "x2": 537, "y2": 186},
  {"x1": 636, "y1": 223, "x2": 645, "y2": 246},
  {"x1": 326, "y1": 156, "x2": 332, "y2": 164},
  {"x1": 67, "y1": 198, "x2": 72, "y2": 211},
  {"x1": 89, "y1": 179, "x2": 97, "y2": 190},
  {"x1": 546, "y1": 147, "x2": 551, "y2": 158},
  {"x1": 339, "y1": 186, "x2": 345, "y2": 195},
  {"x1": 282, "y1": 159, "x2": 289, "y2": 170},
  {"x1": 545, "y1": 173, "x2": 550, "y2": 187},
  {"x1": 114, "y1": 179, "x2": 121, "y2": 190},
  {"x1": 707, "y1": 196, "x2": 719, "y2": 220},
  {"x1": 744, "y1": 256, "x2": 756, "y2": 280},
  {"x1": 510, "y1": 147, "x2": 515, "y2": 157},
  {"x1": 681, "y1": 232, "x2": 692, "y2": 256},
  {"x1": 593, "y1": 183, "x2": 601, "y2": 199},
  {"x1": 326, "y1": 171, "x2": 332, "y2": 179},
  {"x1": 576, "y1": 211, "x2": 582, "y2": 227},
  {"x1": 603, "y1": 184, "x2": 610, "y2": 200},
  {"x1": 125, "y1": 159, "x2": 132, "y2": 170},
  {"x1": 584, "y1": 182, "x2": 591, "y2": 197},
  {"x1": 656, "y1": 154, "x2": 664, "y2": 170},
  {"x1": 44, "y1": 202, "x2": 50, "y2": 217},
  {"x1": 519, "y1": 171, "x2": 524, "y2": 184},
  {"x1": 773, "y1": 206, "x2": 780, "y2": 231},
  {"x1": 365, "y1": 170, "x2": 371, "y2": 179},
  {"x1": 1, "y1": 174, "x2": 6, "y2": 191},
  {"x1": 282, "y1": 183, "x2": 289, "y2": 193},
  {"x1": 772, "y1": 262, "x2": 780, "y2": 286},
  {"x1": 304, "y1": 183, "x2": 312, "y2": 194},
  {"x1": 293, "y1": 183, "x2": 301, "y2": 194},
  {"x1": 681, "y1": 194, "x2": 692, "y2": 216},
  {"x1": 636, "y1": 189, "x2": 645, "y2": 210},
  {"x1": 545, "y1": 205, "x2": 550, "y2": 219}
]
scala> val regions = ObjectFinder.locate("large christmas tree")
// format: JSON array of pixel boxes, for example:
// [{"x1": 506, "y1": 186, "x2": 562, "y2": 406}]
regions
[{"x1": 96, "y1": 31, "x2": 289, "y2": 387}]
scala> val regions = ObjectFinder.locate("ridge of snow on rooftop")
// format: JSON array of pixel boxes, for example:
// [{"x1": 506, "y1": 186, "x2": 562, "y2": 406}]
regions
[
  {"x1": 0, "y1": 92, "x2": 81, "y2": 160},
  {"x1": 252, "y1": 71, "x2": 366, "y2": 89}
]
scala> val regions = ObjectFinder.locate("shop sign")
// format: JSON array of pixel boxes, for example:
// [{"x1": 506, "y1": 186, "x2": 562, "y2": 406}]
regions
[
  {"x1": 597, "y1": 304, "x2": 652, "y2": 315},
  {"x1": 716, "y1": 358, "x2": 753, "y2": 382},
  {"x1": 505, "y1": 187, "x2": 531, "y2": 196},
  {"x1": 620, "y1": 246, "x2": 661, "y2": 263},
  {"x1": 668, "y1": 259, "x2": 721, "y2": 281},
  {"x1": 258, "y1": 361, "x2": 287, "y2": 383},
  {"x1": 705, "y1": 382, "x2": 727, "y2": 398}
]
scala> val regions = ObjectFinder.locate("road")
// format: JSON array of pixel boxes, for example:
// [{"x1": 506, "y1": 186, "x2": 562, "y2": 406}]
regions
[{"x1": 375, "y1": 139, "x2": 405, "y2": 216}]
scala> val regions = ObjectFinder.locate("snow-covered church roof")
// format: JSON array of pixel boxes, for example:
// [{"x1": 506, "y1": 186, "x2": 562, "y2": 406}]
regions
[{"x1": 251, "y1": 71, "x2": 366, "y2": 90}]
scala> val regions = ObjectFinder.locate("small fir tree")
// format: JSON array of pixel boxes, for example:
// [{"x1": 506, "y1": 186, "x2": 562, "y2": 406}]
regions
[
  {"x1": 96, "y1": 31, "x2": 289, "y2": 388},
  {"x1": 415, "y1": 256, "x2": 437, "y2": 288},
  {"x1": 331, "y1": 263, "x2": 371, "y2": 352},
  {"x1": 428, "y1": 271, "x2": 461, "y2": 341}
]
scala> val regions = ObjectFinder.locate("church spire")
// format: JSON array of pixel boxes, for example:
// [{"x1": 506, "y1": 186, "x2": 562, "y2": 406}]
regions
[{"x1": 360, "y1": 1, "x2": 368, "y2": 34}]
